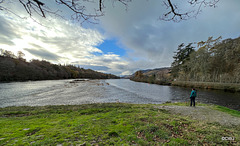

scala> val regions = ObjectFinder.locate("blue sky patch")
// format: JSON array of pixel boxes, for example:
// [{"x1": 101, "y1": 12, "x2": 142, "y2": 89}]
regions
[{"x1": 96, "y1": 39, "x2": 126, "y2": 57}]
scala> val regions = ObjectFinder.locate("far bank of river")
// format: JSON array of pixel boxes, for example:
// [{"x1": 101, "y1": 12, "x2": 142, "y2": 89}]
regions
[
  {"x1": 171, "y1": 81, "x2": 240, "y2": 92},
  {"x1": 130, "y1": 78, "x2": 240, "y2": 92}
]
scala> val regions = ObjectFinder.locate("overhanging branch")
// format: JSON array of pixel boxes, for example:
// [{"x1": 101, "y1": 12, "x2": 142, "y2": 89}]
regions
[
  {"x1": 160, "y1": 0, "x2": 219, "y2": 22},
  {"x1": 1, "y1": 0, "x2": 219, "y2": 23}
]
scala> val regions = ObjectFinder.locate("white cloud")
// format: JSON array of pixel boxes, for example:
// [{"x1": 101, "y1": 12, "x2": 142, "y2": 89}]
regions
[
  {"x1": 0, "y1": 12, "x2": 129, "y2": 75},
  {"x1": 99, "y1": 0, "x2": 240, "y2": 74}
]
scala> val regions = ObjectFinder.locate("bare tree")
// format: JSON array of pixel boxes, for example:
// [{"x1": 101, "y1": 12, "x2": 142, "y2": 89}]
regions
[
  {"x1": 0, "y1": 0, "x2": 219, "y2": 23},
  {"x1": 161, "y1": 0, "x2": 219, "y2": 22}
]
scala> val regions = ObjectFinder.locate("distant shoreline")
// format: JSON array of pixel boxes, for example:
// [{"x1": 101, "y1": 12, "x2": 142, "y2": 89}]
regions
[
  {"x1": 0, "y1": 78, "x2": 107, "y2": 84},
  {"x1": 130, "y1": 78, "x2": 240, "y2": 92},
  {"x1": 171, "y1": 81, "x2": 240, "y2": 92}
]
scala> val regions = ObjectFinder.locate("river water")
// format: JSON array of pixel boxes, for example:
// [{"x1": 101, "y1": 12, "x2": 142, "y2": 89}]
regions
[{"x1": 0, "y1": 79, "x2": 239, "y2": 110}]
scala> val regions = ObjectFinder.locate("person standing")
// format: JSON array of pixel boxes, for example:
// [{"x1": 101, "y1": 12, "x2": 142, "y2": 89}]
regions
[{"x1": 190, "y1": 88, "x2": 197, "y2": 107}]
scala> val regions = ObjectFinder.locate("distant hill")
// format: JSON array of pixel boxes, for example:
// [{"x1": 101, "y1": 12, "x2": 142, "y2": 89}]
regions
[
  {"x1": 138, "y1": 67, "x2": 171, "y2": 76},
  {"x1": 0, "y1": 50, "x2": 119, "y2": 82},
  {"x1": 130, "y1": 67, "x2": 171, "y2": 85},
  {"x1": 121, "y1": 75, "x2": 133, "y2": 79}
]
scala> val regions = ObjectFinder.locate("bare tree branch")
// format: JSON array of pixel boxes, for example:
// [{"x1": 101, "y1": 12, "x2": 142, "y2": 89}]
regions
[
  {"x1": 33, "y1": 0, "x2": 45, "y2": 17},
  {"x1": 189, "y1": 0, "x2": 219, "y2": 17},
  {"x1": 18, "y1": 0, "x2": 47, "y2": 17},
  {"x1": 100, "y1": 0, "x2": 102, "y2": 11},
  {"x1": 0, "y1": 0, "x2": 219, "y2": 23},
  {"x1": 160, "y1": 0, "x2": 219, "y2": 22}
]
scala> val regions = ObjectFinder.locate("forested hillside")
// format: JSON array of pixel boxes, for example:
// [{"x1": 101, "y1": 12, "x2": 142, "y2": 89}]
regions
[
  {"x1": 0, "y1": 49, "x2": 119, "y2": 82},
  {"x1": 171, "y1": 36, "x2": 240, "y2": 83},
  {"x1": 130, "y1": 36, "x2": 240, "y2": 91},
  {"x1": 130, "y1": 68, "x2": 171, "y2": 85}
]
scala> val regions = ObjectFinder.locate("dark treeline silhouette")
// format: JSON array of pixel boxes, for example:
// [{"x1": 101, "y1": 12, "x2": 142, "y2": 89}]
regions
[{"x1": 0, "y1": 49, "x2": 119, "y2": 82}]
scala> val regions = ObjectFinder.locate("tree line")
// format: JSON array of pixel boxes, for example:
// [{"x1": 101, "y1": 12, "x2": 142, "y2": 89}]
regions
[
  {"x1": 130, "y1": 36, "x2": 240, "y2": 86},
  {"x1": 130, "y1": 68, "x2": 171, "y2": 85},
  {"x1": 0, "y1": 49, "x2": 119, "y2": 82},
  {"x1": 171, "y1": 36, "x2": 240, "y2": 83}
]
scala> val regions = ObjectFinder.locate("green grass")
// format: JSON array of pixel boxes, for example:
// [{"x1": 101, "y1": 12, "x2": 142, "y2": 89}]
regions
[
  {"x1": 0, "y1": 103, "x2": 239, "y2": 145},
  {"x1": 162, "y1": 101, "x2": 208, "y2": 106},
  {"x1": 212, "y1": 105, "x2": 240, "y2": 118}
]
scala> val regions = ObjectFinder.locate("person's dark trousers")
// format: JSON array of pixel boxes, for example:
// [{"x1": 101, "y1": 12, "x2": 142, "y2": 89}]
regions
[{"x1": 190, "y1": 97, "x2": 195, "y2": 107}]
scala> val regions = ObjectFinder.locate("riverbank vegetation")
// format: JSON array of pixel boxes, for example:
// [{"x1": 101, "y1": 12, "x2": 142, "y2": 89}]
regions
[
  {"x1": 131, "y1": 36, "x2": 240, "y2": 92},
  {"x1": 0, "y1": 49, "x2": 119, "y2": 82},
  {"x1": 172, "y1": 81, "x2": 240, "y2": 92},
  {"x1": 171, "y1": 36, "x2": 240, "y2": 83},
  {"x1": 0, "y1": 103, "x2": 239, "y2": 145}
]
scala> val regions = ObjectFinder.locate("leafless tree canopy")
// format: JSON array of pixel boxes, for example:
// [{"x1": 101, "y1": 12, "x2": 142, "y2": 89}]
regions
[
  {"x1": 0, "y1": 0, "x2": 219, "y2": 23},
  {"x1": 161, "y1": 0, "x2": 219, "y2": 22}
]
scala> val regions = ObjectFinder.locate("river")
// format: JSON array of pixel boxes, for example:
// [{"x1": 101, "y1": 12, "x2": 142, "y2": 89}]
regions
[{"x1": 0, "y1": 79, "x2": 239, "y2": 110}]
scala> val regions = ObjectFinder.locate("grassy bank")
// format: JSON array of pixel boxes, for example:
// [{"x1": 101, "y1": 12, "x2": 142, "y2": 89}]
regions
[
  {"x1": 0, "y1": 103, "x2": 239, "y2": 145},
  {"x1": 130, "y1": 78, "x2": 171, "y2": 86},
  {"x1": 172, "y1": 81, "x2": 240, "y2": 92}
]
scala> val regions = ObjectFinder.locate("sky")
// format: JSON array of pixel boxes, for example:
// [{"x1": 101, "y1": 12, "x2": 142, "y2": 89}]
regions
[{"x1": 0, "y1": 0, "x2": 240, "y2": 76}]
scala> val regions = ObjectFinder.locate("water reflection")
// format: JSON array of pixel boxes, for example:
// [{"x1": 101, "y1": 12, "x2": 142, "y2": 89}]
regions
[{"x1": 0, "y1": 79, "x2": 239, "y2": 110}]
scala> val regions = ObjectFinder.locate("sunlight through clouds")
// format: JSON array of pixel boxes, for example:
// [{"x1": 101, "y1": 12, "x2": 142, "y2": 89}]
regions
[
  {"x1": 0, "y1": 13, "x2": 129, "y2": 75},
  {"x1": 1, "y1": 0, "x2": 240, "y2": 76}
]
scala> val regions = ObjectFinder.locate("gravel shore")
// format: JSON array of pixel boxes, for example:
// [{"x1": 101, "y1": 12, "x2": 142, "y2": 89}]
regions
[{"x1": 155, "y1": 105, "x2": 240, "y2": 126}]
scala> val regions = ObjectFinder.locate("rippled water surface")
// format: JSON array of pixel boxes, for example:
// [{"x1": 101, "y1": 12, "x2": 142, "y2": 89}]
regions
[{"x1": 0, "y1": 79, "x2": 240, "y2": 110}]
